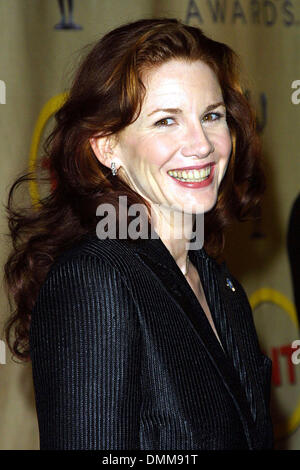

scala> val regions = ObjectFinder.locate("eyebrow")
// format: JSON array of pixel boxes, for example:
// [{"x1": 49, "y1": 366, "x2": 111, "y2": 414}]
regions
[{"x1": 147, "y1": 101, "x2": 226, "y2": 117}]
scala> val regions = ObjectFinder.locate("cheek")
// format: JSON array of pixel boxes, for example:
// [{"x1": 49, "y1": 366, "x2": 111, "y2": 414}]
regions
[
  {"x1": 138, "y1": 135, "x2": 175, "y2": 167},
  {"x1": 215, "y1": 132, "x2": 232, "y2": 183},
  {"x1": 217, "y1": 130, "x2": 232, "y2": 163}
]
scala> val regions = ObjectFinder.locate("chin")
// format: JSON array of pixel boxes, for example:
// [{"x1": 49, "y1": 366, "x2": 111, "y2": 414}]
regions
[
  {"x1": 165, "y1": 191, "x2": 219, "y2": 214},
  {"x1": 194, "y1": 195, "x2": 218, "y2": 214},
  {"x1": 202, "y1": 197, "x2": 219, "y2": 214}
]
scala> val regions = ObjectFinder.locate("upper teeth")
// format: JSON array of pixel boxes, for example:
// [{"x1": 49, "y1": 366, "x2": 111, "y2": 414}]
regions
[{"x1": 168, "y1": 167, "x2": 211, "y2": 180}]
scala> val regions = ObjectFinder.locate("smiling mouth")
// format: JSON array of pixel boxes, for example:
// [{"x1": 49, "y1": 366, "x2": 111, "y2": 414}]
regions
[{"x1": 167, "y1": 165, "x2": 212, "y2": 182}]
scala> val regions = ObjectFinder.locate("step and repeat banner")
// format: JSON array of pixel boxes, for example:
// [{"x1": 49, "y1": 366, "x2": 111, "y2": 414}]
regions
[{"x1": 0, "y1": 0, "x2": 299, "y2": 450}]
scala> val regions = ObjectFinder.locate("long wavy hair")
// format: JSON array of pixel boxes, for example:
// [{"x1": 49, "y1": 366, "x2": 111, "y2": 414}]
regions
[{"x1": 4, "y1": 18, "x2": 265, "y2": 362}]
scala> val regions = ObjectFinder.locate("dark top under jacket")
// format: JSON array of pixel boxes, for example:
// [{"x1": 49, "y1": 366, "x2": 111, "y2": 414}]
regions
[{"x1": 29, "y1": 231, "x2": 274, "y2": 450}]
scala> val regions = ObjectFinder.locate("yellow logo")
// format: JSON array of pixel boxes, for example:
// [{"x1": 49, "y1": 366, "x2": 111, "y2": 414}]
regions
[
  {"x1": 28, "y1": 93, "x2": 68, "y2": 205},
  {"x1": 250, "y1": 288, "x2": 300, "y2": 440}
]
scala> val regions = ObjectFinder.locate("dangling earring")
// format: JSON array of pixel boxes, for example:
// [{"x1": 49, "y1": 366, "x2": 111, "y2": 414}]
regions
[{"x1": 111, "y1": 161, "x2": 118, "y2": 176}]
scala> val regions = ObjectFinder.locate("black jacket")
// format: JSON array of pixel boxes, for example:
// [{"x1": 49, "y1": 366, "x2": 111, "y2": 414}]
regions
[{"x1": 29, "y1": 232, "x2": 274, "y2": 450}]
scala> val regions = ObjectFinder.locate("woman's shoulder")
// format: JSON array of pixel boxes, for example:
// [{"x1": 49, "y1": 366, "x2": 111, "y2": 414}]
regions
[
  {"x1": 31, "y1": 234, "x2": 143, "y2": 314},
  {"x1": 48, "y1": 232, "x2": 140, "y2": 277},
  {"x1": 31, "y1": 233, "x2": 142, "y2": 318},
  {"x1": 29, "y1": 234, "x2": 142, "y2": 360}
]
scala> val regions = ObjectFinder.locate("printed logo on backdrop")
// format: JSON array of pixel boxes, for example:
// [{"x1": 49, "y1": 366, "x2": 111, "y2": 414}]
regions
[
  {"x1": 28, "y1": 93, "x2": 67, "y2": 204},
  {"x1": 54, "y1": 0, "x2": 82, "y2": 30},
  {"x1": 186, "y1": 0, "x2": 300, "y2": 27},
  {"x1": 249, "y1": 82, "x2": 300, "y2": 442},
  {"x1": 250, "y1": 289, "x2": 300, "y2": 441}
]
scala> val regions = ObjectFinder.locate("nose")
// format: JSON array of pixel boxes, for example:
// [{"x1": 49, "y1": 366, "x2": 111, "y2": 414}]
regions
[{"x1": 181, "y1": 121, "x2": 215, "y2": 158}]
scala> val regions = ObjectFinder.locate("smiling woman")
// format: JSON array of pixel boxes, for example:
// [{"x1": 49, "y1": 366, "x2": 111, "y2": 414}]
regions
[{"x1": 4, "y1": 18, "x2": 272, "y2": 450}]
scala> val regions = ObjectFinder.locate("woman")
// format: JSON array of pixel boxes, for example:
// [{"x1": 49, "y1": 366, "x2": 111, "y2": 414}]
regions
[{"x1": 4, "y1": 18, "x2": 273, "y2": 450}]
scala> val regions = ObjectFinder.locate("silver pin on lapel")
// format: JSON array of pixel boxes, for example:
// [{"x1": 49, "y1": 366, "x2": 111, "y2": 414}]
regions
[{"x1": 226, "y1": 277, "x2": 236, "y2": 291}]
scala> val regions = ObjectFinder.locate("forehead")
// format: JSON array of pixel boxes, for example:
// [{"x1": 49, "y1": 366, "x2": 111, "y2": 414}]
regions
[{"x1": 141, "y1": 59, "x2": 222, "y2": 109}]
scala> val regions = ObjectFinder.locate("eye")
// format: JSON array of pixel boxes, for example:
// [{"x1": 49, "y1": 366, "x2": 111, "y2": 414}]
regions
[
  {"x1": 154, "y1": 117, "x2": 175, "y2": 127},
  {"x1": 202, "y1": 112, "x2": 224, "y2": 122}
]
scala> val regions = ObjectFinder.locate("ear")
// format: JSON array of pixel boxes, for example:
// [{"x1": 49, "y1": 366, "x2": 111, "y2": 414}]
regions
[{"x1": 90, "y1": 135, "x2": 120, "y2": 170}]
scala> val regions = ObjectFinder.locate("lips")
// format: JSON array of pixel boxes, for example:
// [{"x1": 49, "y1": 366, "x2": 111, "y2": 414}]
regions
[
  {"x1": 167, "y1": 163, "x2": 216, "y2": 188},
  {"x1": 167, "y1": 163, "x2": 214, "y2": 180}
]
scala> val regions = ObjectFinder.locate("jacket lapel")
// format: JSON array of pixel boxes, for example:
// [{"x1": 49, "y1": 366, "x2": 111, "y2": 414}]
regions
[{"x1": 131, "y1": 235, "x2": 259, "y2": 448}]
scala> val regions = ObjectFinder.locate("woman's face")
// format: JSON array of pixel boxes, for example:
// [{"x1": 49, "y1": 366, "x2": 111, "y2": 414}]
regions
[{"x1": 115, "y1": 59, "x2": 232, "y2": 214}]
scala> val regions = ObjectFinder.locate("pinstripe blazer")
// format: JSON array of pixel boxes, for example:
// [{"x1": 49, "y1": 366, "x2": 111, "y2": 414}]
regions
[{"x1": 29, "y1": 232, "x2": 274, "y2": 450}]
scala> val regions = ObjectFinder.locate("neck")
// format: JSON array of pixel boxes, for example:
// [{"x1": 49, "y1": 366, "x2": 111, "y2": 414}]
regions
[{"x1": 150, "y1": 205, "x2": 194, "y2": 276}]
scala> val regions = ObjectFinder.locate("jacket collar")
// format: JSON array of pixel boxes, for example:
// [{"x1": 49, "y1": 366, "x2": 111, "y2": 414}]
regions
[
  {"x1": 130, "y1": 233, "x2": 230, "y2": 364},
  {"x1": 130, "y1": 232, "x2": 229, "y2": 359},
  {"x1": 129, "y1": 233, "x2": 259, "y2": 446}
]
